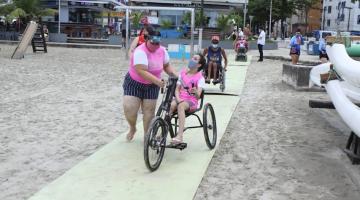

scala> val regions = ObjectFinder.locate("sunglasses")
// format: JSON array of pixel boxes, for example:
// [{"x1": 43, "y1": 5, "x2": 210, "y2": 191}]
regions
[
  {"x1": 149, "y1": 35, "x2": 161, "y2": 45},
  {"x1": 150, "y1": 41, "x2": 160, "y2": 45}
]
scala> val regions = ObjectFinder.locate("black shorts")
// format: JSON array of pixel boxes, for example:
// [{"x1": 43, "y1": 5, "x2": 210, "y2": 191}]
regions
[
  {"x1": 122, "y1": 73, "x2": 160, "y2": 100},
  {"x1": 121, "y1": 29, "x2": 126, "y2": 38},
  {"x1": 319, "y1": 52, "x2": 329, "y2": 60},
  {"x1": 290, "y1": 47, "x2": 300, "y2": 56}
]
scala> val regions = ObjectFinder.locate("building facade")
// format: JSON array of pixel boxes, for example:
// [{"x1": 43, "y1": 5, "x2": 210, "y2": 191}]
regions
[
  {"x1": 322, "y1": 0, "x2": 360, "y2": 34},
  {"x1": 288, "y1": 1, "x2": 322, "y2": 34},
  {"x1": 129, "y1": 0, "x2": 246, "y2": 28}
]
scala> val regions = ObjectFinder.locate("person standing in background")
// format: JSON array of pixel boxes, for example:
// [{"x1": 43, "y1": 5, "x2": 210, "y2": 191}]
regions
[
  {"x1": 257, "y1": 27, "x2": 266, "y2": 62},
  {"x1": 319, "y1": 34, "x2": 329, "y2": 63},
  {"x1": 243, "y1": 24, "x2": 251, "y2": 39},
  {"x1": 289, "y1": 29, "x2": 304, "y2": 64}
]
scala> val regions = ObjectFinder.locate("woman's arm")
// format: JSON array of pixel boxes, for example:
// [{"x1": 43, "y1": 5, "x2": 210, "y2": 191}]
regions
[
  {"x1": 135, "y1": 64, "x2": 164, "y2": 87},
  {"x1": 221, "y1": 48, "x2": 228, "y2": 69},
  {"x1": 128, "y1": 37, "x2": 139, "y2": 56},
  {"x1": 163, "y1": 63, "x2": 178, "y2": 77}
]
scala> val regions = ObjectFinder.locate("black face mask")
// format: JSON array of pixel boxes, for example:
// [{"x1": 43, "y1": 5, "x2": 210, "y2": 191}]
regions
[{"x1": 144, "y1": 34, "x2": 149, "y2": 40}]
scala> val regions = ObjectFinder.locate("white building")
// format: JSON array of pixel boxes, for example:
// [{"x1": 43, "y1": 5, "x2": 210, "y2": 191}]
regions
[{"x1": 323, "y1": 0, "x2": 360, "y2": 34}]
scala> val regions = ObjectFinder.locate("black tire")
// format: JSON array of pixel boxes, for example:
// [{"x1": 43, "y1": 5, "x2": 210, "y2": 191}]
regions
[
  {"x1": 203, "y1": 103, "x2": 217, "y2": 149},
  {"x1": 144, "y1": 117, "x2": 168, "y2": 172}
]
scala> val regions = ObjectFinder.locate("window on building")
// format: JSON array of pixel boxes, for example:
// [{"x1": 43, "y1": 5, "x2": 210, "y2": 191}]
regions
[
  {"x1": 358, "y1": 15, "x2": 360, "y2": 24},
  {"x1": 327, "y1": 19, "x2": 331, "y2": 26},
  {"x1": 328, "y1": 6, "x2": 332, "y2": 13}
]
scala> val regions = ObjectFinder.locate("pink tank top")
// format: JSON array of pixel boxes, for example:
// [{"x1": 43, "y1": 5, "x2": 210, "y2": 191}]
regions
[
  {"x1": 179, "y1": 68, "x2": 203, "y2": 107},
  {"x1": 129, "y1": 43, "x2": 165, "y2": 84}
]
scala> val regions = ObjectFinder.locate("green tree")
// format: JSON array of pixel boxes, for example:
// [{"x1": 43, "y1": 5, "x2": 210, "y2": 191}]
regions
[
  {"x1": 131, "y1": 12, "x2": 142, "y2": 29},
  {"x1": 229, "y1": 12, "x2": 242, "y2": 30},
  {"x1": 216, "y1": 14, "x2": 229, "y2": 39},
  {"x1": 1, "y1": 0, "x2": 56, "y2": 22},
  {"x1": 248, "y1": 0, "x2": 270, "y2": 29},
  {"x1": 182, "y1": 11, "x2": 204, "y2": 27},
  {"x1": 160, "y1": 19, "x2": 173, "y2": 29}
]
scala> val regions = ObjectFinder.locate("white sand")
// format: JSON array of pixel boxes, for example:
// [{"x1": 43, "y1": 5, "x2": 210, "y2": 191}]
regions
[
  {"x1": 1, "y1": 44, "x2": 359, "y2": 200},
  {"x1": 0, "y1": 45, "x2": 186, "y2": 200},
  {"x1": 194, "y1": 59, "x2": 360, "y2": 200}
]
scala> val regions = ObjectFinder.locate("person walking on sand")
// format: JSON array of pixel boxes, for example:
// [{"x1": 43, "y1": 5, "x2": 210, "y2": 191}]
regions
[
  {"x1": 289, "y1": 29, "x2": 304, "y2": 64},
  {"x1": 257, "y1": 27, "x2": 266, "y2": 62},
  {"x1": 122, "y1": 30, "x2": 177, "y2": 141}
]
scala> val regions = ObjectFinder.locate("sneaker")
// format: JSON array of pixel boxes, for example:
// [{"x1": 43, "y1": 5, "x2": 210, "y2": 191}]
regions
[{"x1": 205, "y1": 79, "x2": 211, "y2": 84}]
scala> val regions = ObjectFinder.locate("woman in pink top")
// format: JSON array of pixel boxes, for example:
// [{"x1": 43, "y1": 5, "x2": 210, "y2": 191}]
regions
[
  {"x1": 123, "y1": 30, "x2": 177, "y2": 141},
  {"x1": 169, "y1": 54, "x2": 206, "y2": 144}
]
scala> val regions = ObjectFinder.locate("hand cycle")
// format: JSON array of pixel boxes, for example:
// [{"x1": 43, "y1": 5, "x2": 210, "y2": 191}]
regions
[{"x1": 143, "y1": 75, "x2": 217, "y2": 172}]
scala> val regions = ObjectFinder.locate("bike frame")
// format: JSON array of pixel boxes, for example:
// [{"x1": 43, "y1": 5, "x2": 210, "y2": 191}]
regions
[{"x1": 156, "y1": 76, "x2": 205, "y2": 139}]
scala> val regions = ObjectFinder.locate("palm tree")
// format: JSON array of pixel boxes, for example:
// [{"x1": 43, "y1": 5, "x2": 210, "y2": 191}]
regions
[
  {"x1": 131, "y1": 12, "x2": 142, "y2": 30},
  {"x1": 182, "y1": 11, "x2": 205, "y2": 27},
  {"x1": 216, "y1": 14, "x2": 230, "y2": 39},
  {"x1": 1, "y1": 0, "x2": 56, "y2": 23},
  {"x1": 160, "y1": 19, "x2": 173, "y2": 29}
]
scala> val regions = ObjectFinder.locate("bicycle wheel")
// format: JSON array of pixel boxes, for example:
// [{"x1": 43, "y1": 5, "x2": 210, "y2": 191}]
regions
[
  {"x1": 144, "y1": 116, "x2": 168, "y2": 172},
  {"x1": 203, "y1": 103, "x2": 217, "y2": 149}
]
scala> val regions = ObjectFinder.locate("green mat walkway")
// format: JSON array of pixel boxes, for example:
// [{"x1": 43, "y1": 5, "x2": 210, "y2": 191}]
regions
[{"x1": 28, "y1": 56, "x2": 251, "y2": 200}]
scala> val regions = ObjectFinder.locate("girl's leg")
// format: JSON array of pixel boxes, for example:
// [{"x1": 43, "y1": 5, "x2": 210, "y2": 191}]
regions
[
  {"x1": 169, "y1": 100, "x2": 177, "y2": 115},
  {"x1": 123, "y1": 95, "x2": 141, "y2": 141},
  {"x1": 291, "y1": 55, "x2": 296, "y2": 64},
  {"x1": 295, "y1": 54, "x2": 299, "y2": 64},
  {"x1": 172, "y1": 101, "x2": 190, "y2": 143}
]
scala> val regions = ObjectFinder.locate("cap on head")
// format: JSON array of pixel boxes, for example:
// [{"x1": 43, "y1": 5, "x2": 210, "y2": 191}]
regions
[{"x1": 148, "y1": 30, "x2": 161, "y2": 44}]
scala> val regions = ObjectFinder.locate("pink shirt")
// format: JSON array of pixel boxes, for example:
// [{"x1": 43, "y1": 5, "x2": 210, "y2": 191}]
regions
[
  {"x1": 129, "y1": 43, "x2": 167, "y2": 84},
  {"x1": 178, "y1": 68, "x2": 204, "y2": 108}
]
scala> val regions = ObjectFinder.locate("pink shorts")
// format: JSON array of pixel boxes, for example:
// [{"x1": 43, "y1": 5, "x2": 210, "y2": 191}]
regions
[{"x1": 183, "y1": 100, "x2": 197, "y2": 112}]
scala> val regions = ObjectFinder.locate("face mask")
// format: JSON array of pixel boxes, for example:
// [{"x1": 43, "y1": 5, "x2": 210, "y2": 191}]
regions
[
  {"x1": 212, "y1": 44, "x2": 218, "y2": 48},
  {"x1": 188, "y1": 59, "x2": 198, "y2": 69},
  {"x1": 146, "y1": 42, "x2": 160, "y2": 52}
]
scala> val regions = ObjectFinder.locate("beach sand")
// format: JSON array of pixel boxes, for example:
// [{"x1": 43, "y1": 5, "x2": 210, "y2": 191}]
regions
[
  {"x1": 194, "y1": 58, "x2": 360, "y2": 200},
  {"x1": 1, "y1": 44, "x2": 359, "y2": 200}
]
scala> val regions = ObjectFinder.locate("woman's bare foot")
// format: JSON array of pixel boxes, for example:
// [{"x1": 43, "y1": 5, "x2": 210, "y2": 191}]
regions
[{"x1": 126, "y1": 127, "x2": 136, "y2": 141}]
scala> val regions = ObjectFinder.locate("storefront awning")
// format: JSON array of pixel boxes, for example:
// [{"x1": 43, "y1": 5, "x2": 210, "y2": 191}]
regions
[
  {"x1": 66, "y1": 0, "x2": 126, "y2": 7},
  {"x1": 130, "y1": 0, "x2": 191, "y2": 5}
]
